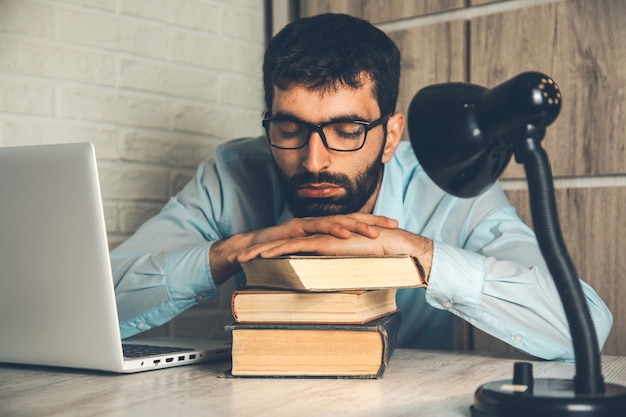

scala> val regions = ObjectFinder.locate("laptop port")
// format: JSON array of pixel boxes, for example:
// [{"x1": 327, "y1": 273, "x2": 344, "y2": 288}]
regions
[
  {"x1": 166, "y1": 357, "x2": 174, "y2": 363},
  {"x1": 178, "y1": 356, "x2": 185, "y2": 361},
  {"x1": 189, "y1": 354, "x2": 196, "y2": 360}
]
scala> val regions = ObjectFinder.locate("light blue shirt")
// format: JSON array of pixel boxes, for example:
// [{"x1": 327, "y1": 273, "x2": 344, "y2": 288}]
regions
[{"x1": 111, "y1": 136, "x2": 612, "y2": 360}]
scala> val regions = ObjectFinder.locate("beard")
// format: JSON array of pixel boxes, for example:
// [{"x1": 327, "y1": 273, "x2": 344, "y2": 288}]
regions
[{"x1": 276, "y1": 150, "x2": 385, "y2": 218}]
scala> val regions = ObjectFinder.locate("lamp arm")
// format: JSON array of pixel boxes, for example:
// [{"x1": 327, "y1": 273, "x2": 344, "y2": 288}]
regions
[{"x1": 517, "y1": 128, "x2": 605, "y2": 395}]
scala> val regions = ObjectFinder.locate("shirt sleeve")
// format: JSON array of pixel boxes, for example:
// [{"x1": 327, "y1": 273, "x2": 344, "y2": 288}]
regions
[
  {"x1": 110, "y1": 160, "x2": 228, "y2": 339},
  {"x1": 110, "y1": 136, "x2": 282, "y2": 339},
  {"x1": 424, "y1": 185, "x2": 613, "y2": 361}
]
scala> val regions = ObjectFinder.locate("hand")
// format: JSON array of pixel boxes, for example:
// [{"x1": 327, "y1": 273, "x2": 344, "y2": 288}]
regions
[
  {"x1": 235, "y1": 226, "x2": 434, "y2": 280},
  {"x1": 209, "y1": 213, "x2": 399, "y2": 283},
  {"x1": 247, "y1": 213, "x2": 399, "y2": 249}
]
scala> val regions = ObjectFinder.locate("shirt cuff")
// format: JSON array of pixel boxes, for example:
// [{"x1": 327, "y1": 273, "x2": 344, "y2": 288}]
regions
[
  {"x1": 425, "y1": 240, "x2": 485, "y2": 321},
  {"x1": 165, "y1": 242, "x2": 218, "y2": 307}
]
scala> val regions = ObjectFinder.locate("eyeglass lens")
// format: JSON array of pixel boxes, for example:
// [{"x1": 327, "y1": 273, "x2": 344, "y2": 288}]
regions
[{"x1": 267, "y1": 120, "x2": 366, "y2": 151}]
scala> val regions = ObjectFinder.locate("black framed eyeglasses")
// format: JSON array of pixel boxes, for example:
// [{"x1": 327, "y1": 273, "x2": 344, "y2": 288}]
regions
[{"x1": 262, "y1": 113, "x2": 392, "y2": 152}]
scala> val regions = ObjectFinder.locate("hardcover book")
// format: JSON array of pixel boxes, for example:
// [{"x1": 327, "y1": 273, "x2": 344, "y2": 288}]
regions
[
  {"x1": 241, "y1": 255, "x2": 425, "y2": 291},
  {"x1": 223, "y1": 311, "x2": 400, "y2": 378},
  {"x1": 231, "y1": 288, "x2": 398, "y2": 324}
]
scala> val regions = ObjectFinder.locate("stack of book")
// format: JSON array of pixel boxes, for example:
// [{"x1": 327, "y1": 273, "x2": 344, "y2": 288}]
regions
[{"x1": 224, "y1": 254, "x2": 425, "y2": 379}]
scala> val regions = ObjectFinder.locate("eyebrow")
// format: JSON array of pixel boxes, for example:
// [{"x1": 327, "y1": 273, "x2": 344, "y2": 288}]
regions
[{"x1": 269, "y1": 112, "x2": 368, "y2": 125}]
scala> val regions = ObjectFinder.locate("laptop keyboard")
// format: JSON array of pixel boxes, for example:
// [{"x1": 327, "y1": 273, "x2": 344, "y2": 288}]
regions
[{"x1": 122, "y1": 343, "x2": 194, "y2": 358}]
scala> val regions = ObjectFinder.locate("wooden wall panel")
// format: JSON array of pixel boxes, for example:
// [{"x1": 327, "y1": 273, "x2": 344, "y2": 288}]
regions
[
  {"x1": 473, "y1": 185, "x2": 626, "y2": 355},
  {"x1": 468, "y1": 0, "x2": 626, "y2": 356},
  {"x1": 298, "y1": 0, "x2": 465, "y2": 23},
  {"x1": 470, "y1": 0, "x2": 626, "y2": 179},
  {"x1": 470, "y1": 0, "x2": 508, "y2": 5},
  {"x1": 388, "y1": 22, "x2": 467, "y2": 139},
  {"x1": 504, "y1": 187, "x2": 626, "y2": 356}
]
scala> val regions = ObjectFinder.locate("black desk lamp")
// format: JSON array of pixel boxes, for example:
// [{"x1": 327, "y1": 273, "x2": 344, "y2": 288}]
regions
[{"x1": 407, "y1": 71, "x2": 626, "y2": 416}]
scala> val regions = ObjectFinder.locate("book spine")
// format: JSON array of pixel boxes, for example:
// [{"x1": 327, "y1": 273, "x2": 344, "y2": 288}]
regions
[
  {"x1": 375, "y1": 310, "x2": 400, "y2": 378},
  {"x1": 230, "y1": 291, "x2": 240, "y2": 322}
]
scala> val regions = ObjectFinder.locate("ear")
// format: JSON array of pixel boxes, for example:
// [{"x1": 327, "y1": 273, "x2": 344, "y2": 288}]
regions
[{"x1": 381, "y1": 112, "x2": 405, "y2": 163}]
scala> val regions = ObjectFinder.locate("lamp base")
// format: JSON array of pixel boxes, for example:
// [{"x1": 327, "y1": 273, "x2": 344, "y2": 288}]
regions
[{"x1": 470, "y1": 378, "x2": 626, "y2": 417}]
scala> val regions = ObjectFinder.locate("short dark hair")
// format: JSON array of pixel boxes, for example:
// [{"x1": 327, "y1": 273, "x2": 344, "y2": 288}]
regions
[{"x1": 263, "y1": 13, "x2": 401, "y2": 117}]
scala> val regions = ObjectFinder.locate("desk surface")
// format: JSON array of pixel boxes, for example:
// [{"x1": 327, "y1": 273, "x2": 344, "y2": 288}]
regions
[{"x1": 2, "y1": 349, "x2": 625, "y2": 417}]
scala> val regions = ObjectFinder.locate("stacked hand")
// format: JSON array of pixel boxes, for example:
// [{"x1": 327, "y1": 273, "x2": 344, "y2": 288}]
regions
[{"x1": 211, "y1": 213, "x2": 432, "y2": 284}]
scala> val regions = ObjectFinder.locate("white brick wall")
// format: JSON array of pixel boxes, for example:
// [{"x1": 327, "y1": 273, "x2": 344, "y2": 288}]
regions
[
  {"x1": 0, "y1": 0, "x2": 266, "y2": 249},
  {"x1": 0, "y1": 0, "x2": 266, "y2": 338}
]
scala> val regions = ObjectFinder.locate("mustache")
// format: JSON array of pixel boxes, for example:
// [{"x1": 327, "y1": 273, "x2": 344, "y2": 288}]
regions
[{"x1": 288, "y1": 171, "x2": 352, "y2": 191}]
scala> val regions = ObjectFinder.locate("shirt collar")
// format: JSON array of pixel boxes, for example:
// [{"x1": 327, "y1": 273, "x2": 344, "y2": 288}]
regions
[{"x1": 372, "y1": 154, "x2": 405, "y2": 225}]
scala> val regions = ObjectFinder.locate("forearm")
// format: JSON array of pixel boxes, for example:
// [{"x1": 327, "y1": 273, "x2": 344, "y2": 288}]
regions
[
  {"x1": 112, "y1": 243, "x2": 219, "y2": 338},
  {"x1": 110, "y1": 199, "x2": 225, "y2": 338},
  {"x1": 426, "y1": 240, "x2": 613, "y2": 360}
]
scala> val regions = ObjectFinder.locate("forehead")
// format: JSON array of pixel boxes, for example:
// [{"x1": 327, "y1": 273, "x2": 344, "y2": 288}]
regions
[{"x1": 271, "y1": 80, "x2": 380, "y2": 122}]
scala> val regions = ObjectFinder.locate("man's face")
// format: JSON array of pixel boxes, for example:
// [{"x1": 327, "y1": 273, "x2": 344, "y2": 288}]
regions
[{"x1": 268, "y1": 79, "x2": 400, "y2": 217}]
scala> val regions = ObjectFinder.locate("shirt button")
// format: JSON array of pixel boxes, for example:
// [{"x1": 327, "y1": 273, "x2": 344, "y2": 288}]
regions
[
  {"x1": 442, "y1": 301, "x2": 453, "y2": 310},
  {"x1": 137, "y1": 322, "x2": 145, "y2": 330},
  {"x1": 513, "y1": 334, "x2": 523, "y2": 344},
  {"x1": 195, "y1": 295, "x2": 204, "y2": 302}
]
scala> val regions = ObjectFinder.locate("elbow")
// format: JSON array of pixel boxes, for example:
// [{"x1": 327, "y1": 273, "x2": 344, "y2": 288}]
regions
[{"x1": 537, "y1": 298, "x2": 614, "y2": 362}]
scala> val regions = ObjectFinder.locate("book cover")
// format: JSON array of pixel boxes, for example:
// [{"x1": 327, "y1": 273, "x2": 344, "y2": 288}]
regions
[
  {"x1": 231, "y1": 288, "x2": 398, "y2": 324},
  {"x1": 241, "y1": 255, "x2": 425, "y2": 291},
  {"x1": 222, "y1": 311, "x2": 400, "y2": 379}
]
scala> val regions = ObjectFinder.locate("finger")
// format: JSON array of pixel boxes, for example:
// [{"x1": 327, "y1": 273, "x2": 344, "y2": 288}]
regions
[
  {"x1": 236, "y1": 239, "x2": 293, "y2": 263},
  {"x1": 237, "y1": 233, "x2": 340, "y2": 262},
  {"x1": 296, "y1": 216, "x2": 382, "y2": 239},
  {"x1": 292, "y1": 217, "x2": 353, "y2": 239},
  {"x1": 251, "y1": 236, "x2": 331, "y2": 259},
  {"x1": 345, "y1": 213, "x2": 399, "y2": 229}
]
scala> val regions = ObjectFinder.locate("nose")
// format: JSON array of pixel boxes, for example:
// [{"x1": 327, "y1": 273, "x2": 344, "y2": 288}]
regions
[{"x1": 301, "y1": 130, "x2": 331, "y2": 174}]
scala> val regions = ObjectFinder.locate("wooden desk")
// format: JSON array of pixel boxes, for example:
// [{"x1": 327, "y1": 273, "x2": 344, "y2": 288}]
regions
[{"x1": 2, "y1": 349, "x2": 625, "y2": 417}]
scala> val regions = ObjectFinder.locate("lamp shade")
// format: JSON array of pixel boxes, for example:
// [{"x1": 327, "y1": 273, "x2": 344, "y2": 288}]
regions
[{"x1": 407, "y1": 72, "x2": 561, "y2": 198}]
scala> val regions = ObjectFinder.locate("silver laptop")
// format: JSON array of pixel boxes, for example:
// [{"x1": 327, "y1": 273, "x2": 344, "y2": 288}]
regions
[{"x1": 0, "y1": 142, "x2": 231, "y2": 373}]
